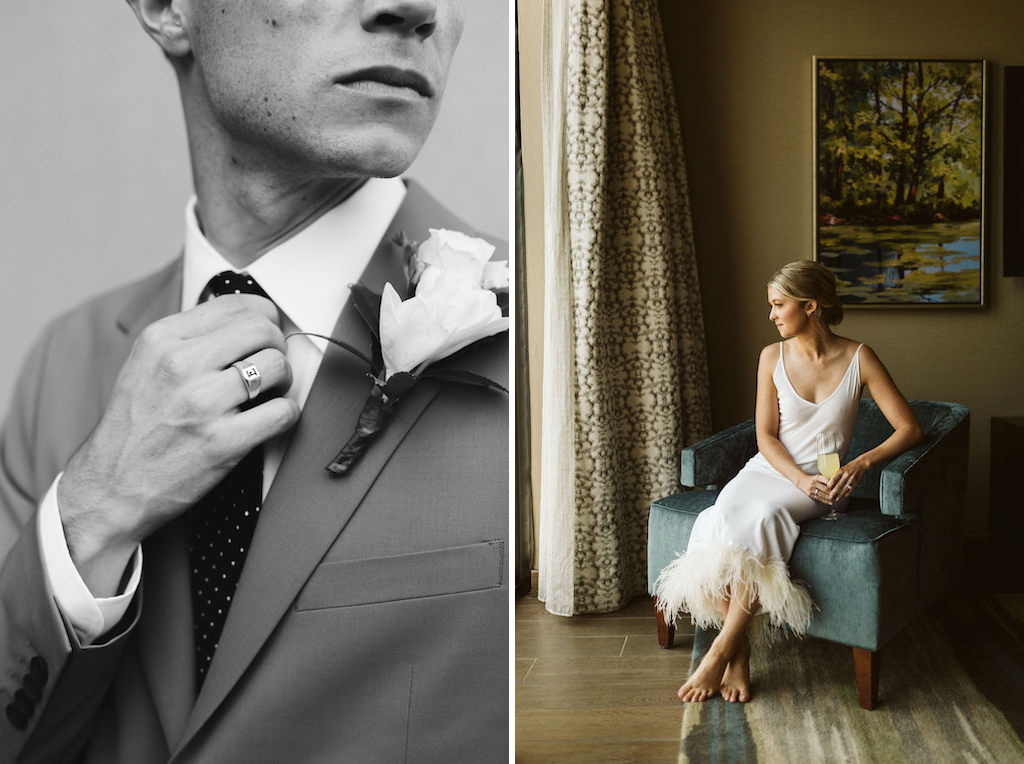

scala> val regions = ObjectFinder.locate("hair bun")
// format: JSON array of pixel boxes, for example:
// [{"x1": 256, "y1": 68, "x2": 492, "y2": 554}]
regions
[{"x1": 768, "y1": 260, "x2": 844, "y2": 326}]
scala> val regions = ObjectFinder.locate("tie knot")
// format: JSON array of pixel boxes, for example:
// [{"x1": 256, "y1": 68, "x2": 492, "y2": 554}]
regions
[{"x1": 201, "y1": 270, "x2": 269, "y2": 302}]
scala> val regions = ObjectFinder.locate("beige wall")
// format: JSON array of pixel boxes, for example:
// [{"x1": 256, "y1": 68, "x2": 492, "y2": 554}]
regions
[
  {"x1": 0, "y1": 1, "x2": 508, "y2": 415},
  {"x1": 520, "y1": 0, "x2": 1024, "y2": 540}
]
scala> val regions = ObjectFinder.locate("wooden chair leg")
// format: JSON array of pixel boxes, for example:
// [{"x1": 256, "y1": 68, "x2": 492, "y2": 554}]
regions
[
  {"x1": 852, "y1": 648, "x2": 880, "y2": 710},
  {"x1": 654, "y1": 597, "x2": 675, "y2": 649}
]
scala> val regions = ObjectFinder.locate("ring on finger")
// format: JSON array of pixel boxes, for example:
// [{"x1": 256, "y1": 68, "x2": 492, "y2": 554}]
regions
[{"x1": 232, "y1": 362, "x2": 262, "y2": 401}]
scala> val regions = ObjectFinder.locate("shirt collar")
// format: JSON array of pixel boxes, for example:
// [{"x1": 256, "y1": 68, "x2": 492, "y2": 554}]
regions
[{"x1": 182, "y1": 177, "x2": 406, "y2": 345}]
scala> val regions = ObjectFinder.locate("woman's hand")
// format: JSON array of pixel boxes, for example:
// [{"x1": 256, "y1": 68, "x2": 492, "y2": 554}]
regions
[
  {"x1": 796, "y1": 472, "x2": 834, "y2": 505},
  {"x1": 825, "y1": 455, "x2": 871, "y2": 503}
]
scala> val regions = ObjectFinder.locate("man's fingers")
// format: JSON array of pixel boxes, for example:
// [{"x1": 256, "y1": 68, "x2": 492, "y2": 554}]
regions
[
  {"x1": 155, "y1": 294, "x2": 281, "y2": 341},
  {"x1": 220, "y1": 348, "x2": 293, "y2": 407},
  {"x1": 225, "y1": 396, "x2": 301, "y2": 453},
  {"x1": 192, "y1": 313, "x2": 287, "y2": 370}
]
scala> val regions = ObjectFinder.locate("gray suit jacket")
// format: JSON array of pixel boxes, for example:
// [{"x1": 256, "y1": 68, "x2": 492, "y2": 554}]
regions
[{"x1": 0, "y1": 182, "x2": 509, "y2": 763}]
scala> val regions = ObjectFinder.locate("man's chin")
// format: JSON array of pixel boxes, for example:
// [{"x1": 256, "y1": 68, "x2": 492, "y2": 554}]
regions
[{"x1": 318, "y1": 136, "x2": 425, "y2": 180}]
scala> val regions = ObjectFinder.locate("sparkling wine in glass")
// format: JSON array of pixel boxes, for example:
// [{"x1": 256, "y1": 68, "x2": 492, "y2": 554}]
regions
[{"x1": 816, "y1": 431, "x2": 841, "y2": 521}]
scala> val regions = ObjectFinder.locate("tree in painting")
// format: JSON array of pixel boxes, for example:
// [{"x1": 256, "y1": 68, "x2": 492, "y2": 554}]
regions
[{"x1": 816, "y1": 59, "x2": 984, "y2": 305}]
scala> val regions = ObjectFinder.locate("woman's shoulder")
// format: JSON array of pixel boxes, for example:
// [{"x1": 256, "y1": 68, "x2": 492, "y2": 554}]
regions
[
  {"x1": 758, "y1": 341, "x2": 782, "y2": 366},
  {"x1": 849, "y1": 338, "x2": 886, "y2": 360},
  {"x1": 833, "y1": 337, "x2": 889, "y2": 380},
  {"x1": 831, "y1": 335, "x2": 873, "y2": 360}
]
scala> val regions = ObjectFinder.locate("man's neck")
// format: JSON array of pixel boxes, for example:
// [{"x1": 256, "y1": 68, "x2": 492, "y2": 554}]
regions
[
  {"x1": 183, "y1": 106, "x2": 370, "y2": 268},
  {"x1": 191, "y1": 172, "x2": 368, "y2": 269}
]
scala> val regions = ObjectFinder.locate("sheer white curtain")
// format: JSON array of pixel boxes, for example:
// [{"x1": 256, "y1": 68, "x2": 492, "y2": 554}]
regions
[{"x1": 536, "y1": 0, "x2": 575, "y2": 616}]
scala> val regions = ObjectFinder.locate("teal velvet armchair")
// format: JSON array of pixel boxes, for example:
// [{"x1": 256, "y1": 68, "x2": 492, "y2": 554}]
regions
[{"x1": 647, "y1": 400, "x2": 969, "y2": 709}]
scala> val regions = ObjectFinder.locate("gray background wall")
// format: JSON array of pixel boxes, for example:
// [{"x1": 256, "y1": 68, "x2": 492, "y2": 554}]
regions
[
  {"x1": 520, "y1": 0, "x2": 1024, "y2": 545},
  {"x1": 0, "y1": 1, "x2": 508, "y2": 414}
]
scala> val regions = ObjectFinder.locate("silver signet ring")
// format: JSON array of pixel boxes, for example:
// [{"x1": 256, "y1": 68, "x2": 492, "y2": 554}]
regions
[{"x1": 233, "y1": 363, "x2": 262, "y2": 401}]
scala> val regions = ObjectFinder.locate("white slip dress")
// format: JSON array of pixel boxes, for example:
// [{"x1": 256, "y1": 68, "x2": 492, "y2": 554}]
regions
[{"x1": 654, "y1": 343, "x2": 863, "y2": 641}]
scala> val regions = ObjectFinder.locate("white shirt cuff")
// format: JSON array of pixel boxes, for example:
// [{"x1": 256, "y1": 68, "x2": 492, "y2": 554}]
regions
[{"x1": 36, "y1": 473, "x2": 142, "y2": 645}]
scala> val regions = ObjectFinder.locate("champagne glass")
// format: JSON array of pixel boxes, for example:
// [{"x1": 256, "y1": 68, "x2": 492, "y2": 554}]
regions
[{"x1": 816, "y1": 431, "x2": 841, "y2": 521}]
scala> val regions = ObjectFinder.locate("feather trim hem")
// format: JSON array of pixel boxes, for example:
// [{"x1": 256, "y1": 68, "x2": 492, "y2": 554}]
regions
[{"x1": 653, "y1": 543, "x2": 815, "y2": 644}]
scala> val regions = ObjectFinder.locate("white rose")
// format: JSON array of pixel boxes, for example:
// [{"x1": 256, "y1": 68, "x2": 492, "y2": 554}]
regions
[
  {"x1": 481, "y1": 261, "x2": 510, "y2": 292},
  {"x1": 413, "y1": 228, "x2": 497, "y2": 295},
  {"x1": 378, "y1": 281, "x2": 509, "y2": 379}
]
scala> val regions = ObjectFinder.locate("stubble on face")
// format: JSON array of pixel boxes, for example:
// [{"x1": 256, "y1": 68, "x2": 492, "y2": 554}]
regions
[{"x1": 183, "y1": 0, "x2": 465, "y2": 181}]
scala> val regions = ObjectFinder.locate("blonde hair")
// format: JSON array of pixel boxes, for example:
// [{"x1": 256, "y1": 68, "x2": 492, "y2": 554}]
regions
[{"x1": 768, "y1": 260, "x2": 844, "y2": 326}]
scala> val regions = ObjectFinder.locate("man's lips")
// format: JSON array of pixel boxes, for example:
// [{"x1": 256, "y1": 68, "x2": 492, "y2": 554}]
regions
[{"x1": 334, "y1": 66, "x2": 435, "y2": 97}]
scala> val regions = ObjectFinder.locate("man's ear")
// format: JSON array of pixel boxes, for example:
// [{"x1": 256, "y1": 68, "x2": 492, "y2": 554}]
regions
[{"x1": 124, "y1": 0, "x2": 192, "y2": 59}]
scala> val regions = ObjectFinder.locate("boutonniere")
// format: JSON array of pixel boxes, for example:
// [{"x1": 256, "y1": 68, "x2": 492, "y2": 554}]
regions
[{"x1": 306, "y1": 228, "x2": 509, "y2": 476}]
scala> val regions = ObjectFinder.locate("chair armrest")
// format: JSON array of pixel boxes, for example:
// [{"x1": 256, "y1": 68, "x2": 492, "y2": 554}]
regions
[
  {"x1": 878, "y1": 408, "x2": 970, "y2": 518},
  {"x1": 680, "y1": 420, "x2": 757, "y2": 488}
]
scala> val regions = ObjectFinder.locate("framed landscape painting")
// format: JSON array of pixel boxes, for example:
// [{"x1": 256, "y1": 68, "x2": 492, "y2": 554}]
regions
[{"x1": 813, "y1": 57, "x2": 987, "y2": 307}]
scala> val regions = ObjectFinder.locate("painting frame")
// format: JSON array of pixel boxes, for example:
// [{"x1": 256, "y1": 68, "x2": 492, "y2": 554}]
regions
[{"x1": 813, "y1": 57, "x2": 987, "y2": 308}]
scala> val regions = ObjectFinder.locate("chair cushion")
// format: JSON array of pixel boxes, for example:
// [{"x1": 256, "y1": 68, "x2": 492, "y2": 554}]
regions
[{"x1": 648, "y1": 493, "x2": 918, "y2": 650}]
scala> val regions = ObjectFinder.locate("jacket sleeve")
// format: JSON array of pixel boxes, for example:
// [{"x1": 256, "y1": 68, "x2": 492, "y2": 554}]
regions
[{"x1": 0, "y1": 323, "x2": 141, "y2": 761}]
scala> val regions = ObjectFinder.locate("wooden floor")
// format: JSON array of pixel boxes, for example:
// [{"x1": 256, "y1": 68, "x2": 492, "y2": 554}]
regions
[{"x1": 515, "y1": 585, "x2": 693, "y2": 763}]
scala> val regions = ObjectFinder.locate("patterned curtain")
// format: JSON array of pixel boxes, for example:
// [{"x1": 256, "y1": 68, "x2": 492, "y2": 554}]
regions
[{"x1": 538, "y1": 0, "x2": 711, "y2": 615}]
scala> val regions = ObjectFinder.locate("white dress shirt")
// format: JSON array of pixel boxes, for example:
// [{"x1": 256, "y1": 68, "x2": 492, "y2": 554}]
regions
[{"x1": 36, "y1": 178, "x2": 406, "y2": 645}]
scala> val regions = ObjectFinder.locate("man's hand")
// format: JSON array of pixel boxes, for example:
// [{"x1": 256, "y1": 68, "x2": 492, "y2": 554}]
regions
[{"x1": 58, "y1": 295, "x2": 299, "y2": 597}]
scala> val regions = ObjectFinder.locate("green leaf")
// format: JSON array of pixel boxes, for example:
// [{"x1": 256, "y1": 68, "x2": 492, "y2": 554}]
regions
[
  {"x1": 349, "y1": 284, "x2": 382, "y2": 341},
  {"x1": 419, "y1": 367, "x2": 508, "y2": 393},
  {"x1": 348, "y1": 284, "x2": 385, "y2": 372}
]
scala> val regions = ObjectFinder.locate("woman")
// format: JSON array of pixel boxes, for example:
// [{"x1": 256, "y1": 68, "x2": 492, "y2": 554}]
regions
[{"x1": 654, "y1": 260, "x2": 922, "y2": 704}]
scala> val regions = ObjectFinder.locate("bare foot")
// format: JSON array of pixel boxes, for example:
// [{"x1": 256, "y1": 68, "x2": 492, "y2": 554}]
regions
[
  {"x1": 678, "y1": 641, "x2": 731, "y2": 702},
  {"x1": 720, "y1": 640, "x2": 751, "y2": 703}
]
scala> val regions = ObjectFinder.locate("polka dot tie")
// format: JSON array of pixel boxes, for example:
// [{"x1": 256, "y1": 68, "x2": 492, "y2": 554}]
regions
[{"x1": 189, "y1": 270, "x2": 270, "y2": 688}]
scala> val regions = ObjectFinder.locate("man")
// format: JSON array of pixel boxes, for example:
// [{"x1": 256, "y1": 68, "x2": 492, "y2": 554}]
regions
[{"x1": 0, "y1": 1, "x2": 508, "y2": 761}]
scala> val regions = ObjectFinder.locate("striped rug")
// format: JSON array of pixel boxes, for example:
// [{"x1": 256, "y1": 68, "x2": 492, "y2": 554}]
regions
[{"x1": 678, "y1": 590, "x2": 1024, "y2": 763}]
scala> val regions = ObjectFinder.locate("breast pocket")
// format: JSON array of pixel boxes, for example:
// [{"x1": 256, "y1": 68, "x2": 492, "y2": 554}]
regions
[{"x1": 294, "y1": 539, "x2": 504, "y2": 612}]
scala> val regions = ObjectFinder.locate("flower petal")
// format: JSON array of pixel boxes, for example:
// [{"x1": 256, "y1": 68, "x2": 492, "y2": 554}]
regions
[
  {"x1": 414, "y1": 290, "x2": 509, "y2": 371},
  {"x1": 482, "y1": 261, "x2": 510, "y2": 291},
  {"x1": 379, "y1": 283, "x2": 450, "y2": 378},
  {"x1": 412, "y1": 229, "x2": 496, "y2": 295}
]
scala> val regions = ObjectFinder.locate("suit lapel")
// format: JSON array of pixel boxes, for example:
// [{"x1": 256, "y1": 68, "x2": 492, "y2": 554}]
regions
[
  {"x1": 176, "y1": 181, "x2": 467, "y2": 750},
  {"x1": 111, "y1": 259, "x2": 200, "y2": 747},
  {"x1": 138, "y1": 518, "x2": 197, "y2": 746}
]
